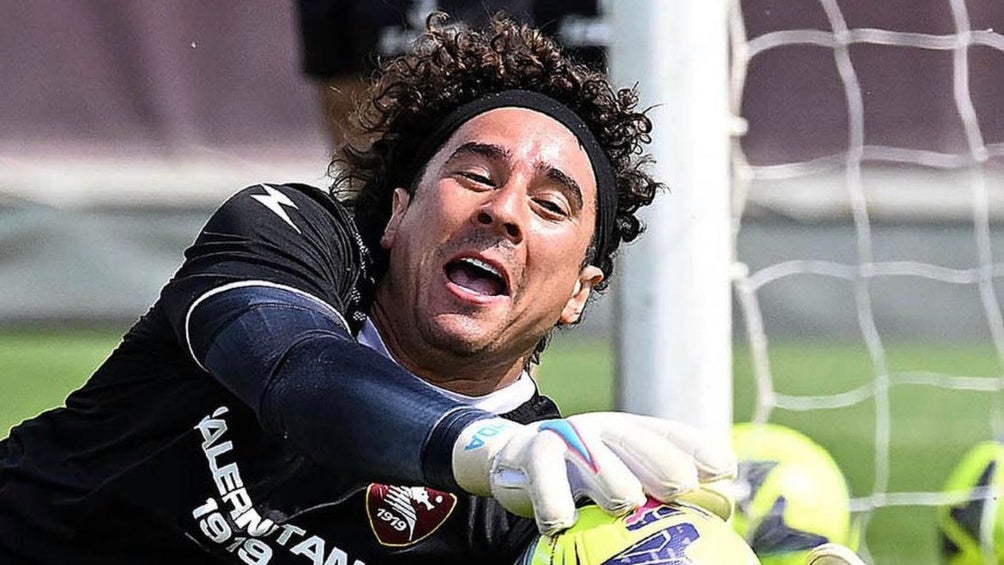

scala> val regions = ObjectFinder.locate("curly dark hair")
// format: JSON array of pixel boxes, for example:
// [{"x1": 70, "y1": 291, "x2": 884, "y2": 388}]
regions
[{"x1": 331, "y1": 12, "x2": 663, "y2": 293}]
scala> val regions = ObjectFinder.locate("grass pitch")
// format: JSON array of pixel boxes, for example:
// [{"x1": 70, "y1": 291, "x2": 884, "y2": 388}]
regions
[{"x1": 2, "y1": 329, "x2": 999, "y2": 564}]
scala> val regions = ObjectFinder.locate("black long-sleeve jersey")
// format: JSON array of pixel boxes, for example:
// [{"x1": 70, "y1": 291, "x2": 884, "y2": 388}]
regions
[{"x1": 0, "y1": 183, "x2": 559, "y2": 564}]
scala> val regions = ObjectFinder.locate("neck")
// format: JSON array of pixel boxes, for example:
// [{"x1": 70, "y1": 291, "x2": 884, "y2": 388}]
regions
[{"x1": 368, "y1": 297, "x2": 527, "y2": 397}]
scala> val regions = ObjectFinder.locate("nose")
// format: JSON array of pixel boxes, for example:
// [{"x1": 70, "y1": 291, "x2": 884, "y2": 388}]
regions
[{"x1": 476, "y1": 184, "x2": 525, "y2": 244}]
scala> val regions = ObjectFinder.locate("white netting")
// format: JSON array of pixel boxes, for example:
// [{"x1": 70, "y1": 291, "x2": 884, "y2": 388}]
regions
[{"x1": 729, "y1": 0, "x2": 1004, "y2": 561}]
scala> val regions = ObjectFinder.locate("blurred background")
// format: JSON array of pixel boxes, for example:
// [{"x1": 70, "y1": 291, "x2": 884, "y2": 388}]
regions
[{"x1": 2, "y1": 1, "x2": 1003, "y2": 563}]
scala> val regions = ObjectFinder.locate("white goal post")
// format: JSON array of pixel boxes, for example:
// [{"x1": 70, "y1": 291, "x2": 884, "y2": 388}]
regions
[
  {"x1": 607, "y1": 0, "x2": 1004, "y2": 562},
  {"x1": 607, "y1": 0, "x2": 735, "y2": 444}
]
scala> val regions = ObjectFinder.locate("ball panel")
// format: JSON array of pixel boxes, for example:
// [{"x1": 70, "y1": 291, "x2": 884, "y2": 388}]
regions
[
  {"x1": 519, "y1": 501, "x2": 761, "y2": 564},
  {"x1": 937, "y1": 440, "x2": 1004, "y2": 565},
  {"x1": 731, "y1": 423, "x2": 853, "y2": 565}
]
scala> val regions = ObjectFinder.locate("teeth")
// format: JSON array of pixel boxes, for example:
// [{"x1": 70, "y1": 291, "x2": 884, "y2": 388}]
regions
[{"x1": 460, "y1": 257, "x2": 502, "y2": 279}]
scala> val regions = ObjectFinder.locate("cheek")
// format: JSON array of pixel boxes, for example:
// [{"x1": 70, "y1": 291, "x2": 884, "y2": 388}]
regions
[
  {"x1": 392, "y1": 191, "x2": 474, "y2": 276},
  {"x1": 421, "y1": 187, "x2": 477, "y2": 233},
  {"x1": 400, "y1": 197, "x2": 458, "y2": 243},
  {"x1": 528, "y1": 227, "x2": 592, "y2": 284}
]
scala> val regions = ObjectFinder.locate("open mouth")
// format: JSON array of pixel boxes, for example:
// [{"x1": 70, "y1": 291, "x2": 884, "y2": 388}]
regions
[{"x1": 445, "y1": 257, "x2": 509, "y2": 297}]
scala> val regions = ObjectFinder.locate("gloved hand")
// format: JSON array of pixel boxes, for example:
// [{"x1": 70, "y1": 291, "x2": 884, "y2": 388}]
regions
[
  {"x1": 451, "y1": 412, "x2": 736, "y2": 535},
  {"x1": 804, "y1": 543, "x2": 867, "y2": 565}
]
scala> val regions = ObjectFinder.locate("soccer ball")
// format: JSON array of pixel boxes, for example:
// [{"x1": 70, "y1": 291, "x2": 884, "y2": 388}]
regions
[
  {"x1": 731, "y1": 423, "x2": 853, "y2": 565},
  {"x1": 517, "y1": 501, "x2": 760, "y2": 564},
  {"x1": 937, "y1": 440, "x2": 1004, "y2": 564}
]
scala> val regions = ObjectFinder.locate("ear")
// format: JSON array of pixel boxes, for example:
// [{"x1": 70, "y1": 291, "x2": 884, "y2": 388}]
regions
[
  {"x1": 380, "y1": 188, "x2": 411, "y2": 250},
  {"x1": 559, "y1": 265, "x2": 604, "y2": 325}
]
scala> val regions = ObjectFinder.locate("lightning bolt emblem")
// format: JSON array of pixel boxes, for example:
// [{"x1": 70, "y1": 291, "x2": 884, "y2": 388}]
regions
[{"x1": 251, "y1": 184, "x2": 301, "y2": 233}]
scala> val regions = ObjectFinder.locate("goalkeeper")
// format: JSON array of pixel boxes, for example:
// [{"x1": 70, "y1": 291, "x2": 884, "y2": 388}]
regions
[{"x1": 0, "y1": 13, "x2": 734, "y2": 565}]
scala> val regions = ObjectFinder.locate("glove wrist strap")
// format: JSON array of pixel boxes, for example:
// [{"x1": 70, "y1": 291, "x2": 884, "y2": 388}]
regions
[{"x1": 451, "y1": 417, "x2": 521, "y2": 495}]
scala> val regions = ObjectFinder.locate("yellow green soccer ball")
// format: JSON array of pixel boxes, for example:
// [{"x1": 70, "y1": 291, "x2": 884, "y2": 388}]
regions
[
  {"x1": 937, "y1": 440, "x2": 1004, "y2": 564},
  {"x1": 731, "y1": 423, "x2": 853, "y2": 565},
  {"x1": 517, "y1": 501, "x2": 760, "y2": 564}
]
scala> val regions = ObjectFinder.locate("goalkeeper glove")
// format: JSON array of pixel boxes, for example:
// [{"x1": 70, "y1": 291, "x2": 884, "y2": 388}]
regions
[
  {"x1": 451, "y1": 412, "x2": 736, "y2": 535},
  {"x1": 804, "y1": 544, "x2": 867, "y2": 565}
]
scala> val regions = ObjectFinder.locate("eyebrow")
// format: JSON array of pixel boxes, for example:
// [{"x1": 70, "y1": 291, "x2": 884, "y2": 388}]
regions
[
  {"x1": 446, "y1": 141, "x2": 511, "y2": 165},
  {"x1": 539, "y1": 164, "x2": 584, "y2": 210},
  {"x1": 446, "y1": 141, "x2": 585, "y2": 210}
]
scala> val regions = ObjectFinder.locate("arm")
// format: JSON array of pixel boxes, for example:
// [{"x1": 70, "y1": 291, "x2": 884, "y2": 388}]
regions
[{"x1": 186, "y1": 282, "x2": 492, "y2": 487}]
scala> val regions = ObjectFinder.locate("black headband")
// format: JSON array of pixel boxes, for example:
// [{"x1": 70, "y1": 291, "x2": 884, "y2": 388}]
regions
[{"x1": 407, "y1": 89, "x2": 617, "y2": 269}]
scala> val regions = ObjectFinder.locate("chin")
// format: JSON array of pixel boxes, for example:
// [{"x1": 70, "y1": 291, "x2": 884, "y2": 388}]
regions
[{"x1": 421, "y1": 315, "x2": 501, "y2": 357}]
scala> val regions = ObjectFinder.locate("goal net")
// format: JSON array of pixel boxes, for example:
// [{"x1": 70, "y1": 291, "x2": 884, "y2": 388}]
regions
[{"x1": 729, "y1": 0, "x2": 1004, "y2": 562}]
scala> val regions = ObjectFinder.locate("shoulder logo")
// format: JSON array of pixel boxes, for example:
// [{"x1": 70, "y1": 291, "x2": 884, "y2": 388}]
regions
[
  {"x1": 251, "y1": 184, "x2": 301, "y2": 233},
  {"x1": 365, "y1": 483, "x2": 457, "y2": 547}
]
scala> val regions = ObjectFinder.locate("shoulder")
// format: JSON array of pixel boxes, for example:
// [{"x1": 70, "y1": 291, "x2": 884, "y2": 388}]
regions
[
  {"x1": 169, "y1": 183, "x2": 375, "y2": 333},
  {"x1": 217, "y1": 183, "x2": 350, "y2": 228},
  {"x1": 210, "y1": 183, "x2": 369, "y2": 263}
]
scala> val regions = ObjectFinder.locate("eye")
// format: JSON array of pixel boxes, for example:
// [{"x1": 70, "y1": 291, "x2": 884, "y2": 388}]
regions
[
  {"x1": 462, "y1": 172, "x2": 492, "y2": 184},
  {"x1": 533, "y1": 197, "x2": 570, "y2": 219},
  {"x1": 455, "y1": 170, "x2": 495, "y2": 189}
]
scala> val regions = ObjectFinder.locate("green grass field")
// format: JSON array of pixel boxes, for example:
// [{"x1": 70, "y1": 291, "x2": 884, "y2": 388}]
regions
[{"x1": 1, "y1": 329, "x2": 999, "y2": 564}]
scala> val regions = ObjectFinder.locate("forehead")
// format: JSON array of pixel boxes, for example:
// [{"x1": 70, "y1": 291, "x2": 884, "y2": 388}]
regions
[{"x1": 436, "y1": 107, "x2": 598, "y2": 193}]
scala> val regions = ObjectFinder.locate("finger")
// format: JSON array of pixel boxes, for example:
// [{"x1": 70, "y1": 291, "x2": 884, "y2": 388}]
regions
[
  {"x1": 566, "y1": 441, "x2": 646, "y2": 515},
  {"x1": 597, "y1": 423, "x2": 700, "y2": 502},
  {"x1": 503, "y1": 432, "x2": 577, "y2": 535},
  {"x1": 586, "y1": 413, "x2": 737, "y2": 481},
  {"x1": 674, "y1": 480, "x2": 735, "y2": 521},
  {"x1": 565, "y1": 414, "x2": 698, "y2": 498},
  {"x1": 645, "y1": 418, "x2": 737, "y2": 481},
  {"x1": 538, "y1": 419, "x2": 645, "y2": 516},
  {"x1": 487, "y1": 464, "x2": 534, "y2": 518},
  {"x1": 804, "y1": 543, "x2": 867, "y2": 565}
]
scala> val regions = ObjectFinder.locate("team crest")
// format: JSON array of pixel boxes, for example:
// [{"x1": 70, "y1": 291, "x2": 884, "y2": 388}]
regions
[{"x1": 365, "y1": 484, "x2": 457, "y2": 547}]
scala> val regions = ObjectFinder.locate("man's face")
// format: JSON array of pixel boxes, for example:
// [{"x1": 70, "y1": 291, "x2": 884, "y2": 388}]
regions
[{"x1": 377, "y1": 107, "x2": 604, "y2": 367}]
